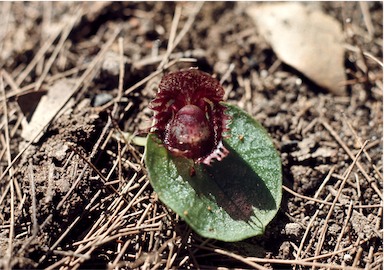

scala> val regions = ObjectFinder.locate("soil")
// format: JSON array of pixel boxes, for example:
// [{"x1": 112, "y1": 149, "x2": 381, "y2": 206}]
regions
[{"x1": 0, "y1": 2, "x2": 382, "y2": 269}]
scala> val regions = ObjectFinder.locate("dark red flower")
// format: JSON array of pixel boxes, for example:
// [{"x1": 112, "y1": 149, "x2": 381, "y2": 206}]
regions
[{"x1": 150, "y1": 69, "x2": 229, "y2": 164}]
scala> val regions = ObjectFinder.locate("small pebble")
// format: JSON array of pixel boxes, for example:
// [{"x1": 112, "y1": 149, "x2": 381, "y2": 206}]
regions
[
  {"x1": 343, "y1": 253, "x2": 352, "y2": 263},
  {"x1": 284, "y1": 223, "x2": 302, "y2": 237},
  {"x1": 101, "y1": 51, "x2": 121, "y2": 76},
  {"x1": 92, "y1": 93, "x2": 113, "y2": 107}
]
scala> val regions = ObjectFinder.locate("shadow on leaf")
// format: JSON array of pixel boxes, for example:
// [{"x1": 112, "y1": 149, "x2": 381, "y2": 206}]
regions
[{"x1": 174, "y1": 142, "x2": 276, "y2": 224}]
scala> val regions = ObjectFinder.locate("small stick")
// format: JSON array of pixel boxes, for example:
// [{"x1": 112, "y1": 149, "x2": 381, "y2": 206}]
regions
[
  {"x1": 314, "y1": 166, "x2": 335, "y2": 199},
  {"x1": 110, "y1": 239, "x2": 131, "y2": 270},
  {"x1": 295, "y1": 209, "x2": 320, "y2": 260},
  {"x1": 355, "y1": 173, "x2": 363, "y2": 214},
  {"x1": 2, "y1": 69, "x2": 21, "y2": 94},
  {"x1": 2, "y1": 63, "x2": 89, "y2": 101},
  {"x1": 197, "y1": 244, "x2": 362, "y2": 270},
  {"x1": 29, "y1": 160, "x2": 38, "y2": 235},
  {"x1": 158, "y1": 5, "x2": 182, "y2": 70},
  {"x1": 302, "y1": 236, "x2": 371, "y2": 263},
  {"x1": 1, "y1": 73, "x2": 15, "y2": 269},
  {"x1": 0, "y1": 27, "x2": 121, "y2": 184},
  {"x1": 314, "y1": 140, "x2": 369, "y2": 261},
  {"x1": 333, "y1": 201, "x2": 353, "y2": 255},
  {"x1": 220, "y1": 63, "x2": 235, "y2": 85},
  {"x1": 344, "y1": 117, "x2": 383, "y2": 181},
  {"x1": 352, "y1": 247, "x2": 363, "y2": 268},
  {"x1": 344, "y1": 44, "x2": 383, "y2": 68},
  {"x1": 165, "y1": 241, "x2": 175, "y2": 270},
  {"x1": 16, "y1": 25, "x2": 63, "y2": 86},
  {"x1": 67, "y1": 144, "x2": 130, "y2": 205},
  {"x1": 211, "y1": 248, "x2": 268, "y2": 270},
  {"x1": 320, "y1": 119, "x2": 382, "y2": 199},
  {"x1": 158, "y1": 2, "x2": 203, "y2": 71},
  {"x1": 282, "y1": 185, "x2": 381, "y2": 209},
  {"x1": 34, "y1": 9, "x2": 82, "y2": 91},
  {"x1": 359, "y1": 2, "x2": 374, "y2": 40},
  {"x1": 44, "y1": 190, "x2": 102, "y2": 258}
]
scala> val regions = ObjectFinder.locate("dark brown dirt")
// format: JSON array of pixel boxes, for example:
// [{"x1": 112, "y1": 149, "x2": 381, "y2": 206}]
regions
[{"x1": 0, "y1": 2, "x2": 382, "y2": 269}]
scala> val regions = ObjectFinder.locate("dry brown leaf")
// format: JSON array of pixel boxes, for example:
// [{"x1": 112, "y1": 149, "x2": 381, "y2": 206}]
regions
[
  {"x1": 20, "y1": 79, "x2": 77, "y2": 142},
  {"x1": 246, "y1": 3, "x2": 346, "y2": 95}
]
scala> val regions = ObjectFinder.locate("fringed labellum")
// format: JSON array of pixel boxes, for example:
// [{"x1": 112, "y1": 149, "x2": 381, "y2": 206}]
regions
[{"x1": 150, "y1": 69, "x2": 229, "y2": 165}]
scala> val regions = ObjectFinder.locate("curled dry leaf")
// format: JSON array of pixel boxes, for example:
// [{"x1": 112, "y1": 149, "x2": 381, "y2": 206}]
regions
[{"x1": 246, "y1": 3, "x2": 346, "y2": 95}]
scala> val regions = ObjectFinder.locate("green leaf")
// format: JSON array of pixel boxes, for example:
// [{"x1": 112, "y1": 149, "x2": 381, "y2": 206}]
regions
[{"x1": 145, "y1": 103, "x2": 282, "y2": 242}]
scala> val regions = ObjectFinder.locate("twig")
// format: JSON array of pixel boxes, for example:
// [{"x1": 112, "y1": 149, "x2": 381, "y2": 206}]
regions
[
  {"x1": 165, "y1": 239, "x2": 175, "y2": 270},
  {"x1": 295, "y1": 211, "x2": 319, "y2": 262},
  {"x1": 124, "y1": 68, "x2": 163, "y2": 96},
  {"x1": 220, "y1": 63, "x2": 235, "y2": 85},
  {"x1": 282, "y1": 185, "x2": 381, "y2": 209},
  {"x1": 170, "y1": 3, "x2": 203, "y2": 63},
  {"x1": 158, "y1": 2, "x2": 203, "y2": 71},
  {"x1": 1, "y1": 71, "x2": 15, "y2": 270},
  {"x1": 295, "y1": 193, "x2": 332, "y2": 261},
  {"x1": 333, "y1": 201, "x2": 354, "y2": 256},
  {"x1": 122, "y1": 56, "x2": 196, "y2": 99},
  {"x1": 320, "y1": 119, "x2": 382, "y2": 199},
  {"x1": 0, "y1": 27, "x2": 121, "y2": 185},
  {"x1": 16, "y1": 25, "x2": 63, "y2": 86},
  {"x1": 67, "y1": 144, "x2": 130, "y2": 205},
  {"x1": 2, "y1": 69, "x2": 21, "y2": 95},
  {"x1": 133, "y1": 49, "x2": 205, "y2": 69},
  {"x1": 344, "y1": 44, "x2": 383, "y2": 68},
  {"x1": 353, "y1": 247, "x2": 364, "y2": 268},
  {"x1": 302, "y1": 237, "x2": 369, "y2": 262},
  {"x1": 42, "y1": 190, "x2": 102, "y2": 261},
  {"x1": 60, "y1": 177, "x2": 150, "y2": 269},
  {"x1": 314, "y1": 140, "x2": 368, "y2": 262},
  {"x1": 314, "y1": 166, "x2": 335, "y2": 199},
  {"x1": 0, "y1": 2, "x2": 11, "y2": 70},
  {"x1": 1, "y1": 63, "x2": 89, "y2": 102},
  {"x1": 344, "y1": 117, "x2": 383, "y2": 181},
  {"x1": 354, "y1": 173, "x2": 363, "y2": 213},
  {"x1": 209, "y1": 247, "x2": 268, "y2": 270},
  {"x1": 29, "y1": 160, "x2": 38, "y2": 236},
  {"x1": 110, "y1": 240, "x2": 131, "y2": 270},
  {"x1": 158, "y1": 5, "x2": 182, "y2": 70},
  {"x1": 359, "y1": 2, "x2": 374, "y2": 40},
  {"x1": 117, "y1": 37, "x2": 125, "y2": 101},
  {"x1": 34, "y1": 9, "x2": 82, "y2": 91},
  {"x1": 196, "y1": 244, "x2": 363, "y2": 270}
]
